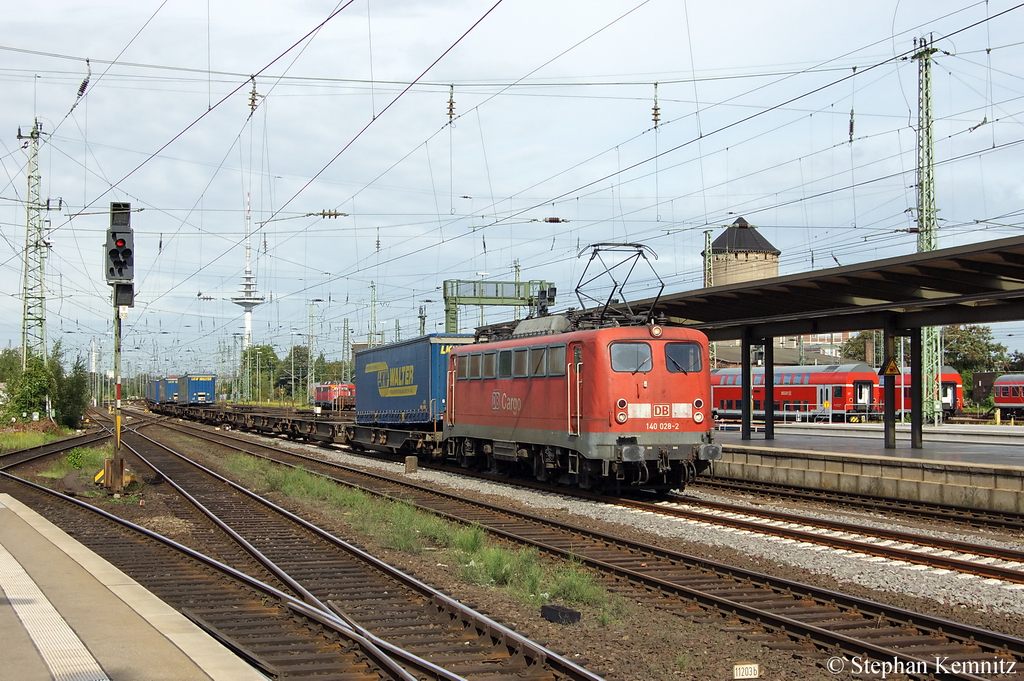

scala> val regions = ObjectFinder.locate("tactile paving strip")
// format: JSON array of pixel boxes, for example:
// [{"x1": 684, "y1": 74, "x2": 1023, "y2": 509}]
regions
[{"x1": 0, "y1": 542, "x2": 109, "y2": 681}]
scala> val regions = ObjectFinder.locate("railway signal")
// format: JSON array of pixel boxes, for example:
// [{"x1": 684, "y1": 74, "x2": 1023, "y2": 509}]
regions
[
  {"x1": 105, "y1": 202, "x2": 135, "y2": 284},
  {"x1": 102, "y1": 201, "x2": 136, "y2": 495}
]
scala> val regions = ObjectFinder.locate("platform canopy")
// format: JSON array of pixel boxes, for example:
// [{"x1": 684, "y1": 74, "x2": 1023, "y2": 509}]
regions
[{"x1": 642, "y1": 235, "x2": 1024, "y2": 340}]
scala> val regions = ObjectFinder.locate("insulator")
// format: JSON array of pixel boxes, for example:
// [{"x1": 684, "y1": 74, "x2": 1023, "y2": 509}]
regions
[
  {"x1": 652, "y1": 105, "x2": 660, "y2": 126},
  {"x1": 542, "y1": 217, "x2": 567, "y2": 223},
  {"x1": 447, "y1": 84, "x2": 455, "y2": 122}
]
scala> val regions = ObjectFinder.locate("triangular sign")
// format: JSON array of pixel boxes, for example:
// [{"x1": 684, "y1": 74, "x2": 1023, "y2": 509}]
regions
[{"x1": 880, "y1": 358, "x2": 901, "y2": 376}]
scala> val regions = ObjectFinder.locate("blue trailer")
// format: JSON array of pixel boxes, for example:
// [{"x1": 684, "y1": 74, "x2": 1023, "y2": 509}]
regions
[
  {"x1": 158, "y1": 378, "x2": 177, "y2": 404},
  {"x1": 146, "y1": 379, "x2": 159, "y2": 403},
  {"x1": 176, "y1": 374, "x2": 216, "y2": 405},
  {"x1": 355, "y1": 334, "x2": 474, "y2": 426}
]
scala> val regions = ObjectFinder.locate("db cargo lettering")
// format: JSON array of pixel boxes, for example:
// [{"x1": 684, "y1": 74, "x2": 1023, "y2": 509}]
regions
[
  {"x1": 365, "y1": 361, "x2": 418, "y2": 397},
  {"x1": 491, "y1": 391, "x2": 522, "y2": 415}
]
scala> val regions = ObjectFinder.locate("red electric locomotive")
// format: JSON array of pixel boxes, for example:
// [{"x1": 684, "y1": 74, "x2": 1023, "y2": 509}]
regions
[
  {"x1": 993, "y1": 374, "x2": 1024, "y2": 419},
  {"x1": 313, "y1": 381, "x2": 356, "y2": 410},
  {"x1": 445, "y1": 318, "x2": 721, "y2": 493},
  {"x1": 711, "y1": 364, "x2": 877, "y2": 422}
]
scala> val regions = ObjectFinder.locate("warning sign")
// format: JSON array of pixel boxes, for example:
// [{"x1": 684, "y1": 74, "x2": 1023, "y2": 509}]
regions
[{"x1": 880, "y1": 358, "x2": 901, "y2": 376}]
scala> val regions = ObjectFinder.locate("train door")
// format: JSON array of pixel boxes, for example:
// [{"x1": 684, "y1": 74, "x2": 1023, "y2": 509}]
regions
[
  {"x1": 816, "y1": 386, "x2": 830, "y2": 417},
  {"x1": 446, "y1": 355, "x2": 457, "y2": 426},
  {"x1": 941, "y1": 381, "x2": 956, "y2": 412},
  {"x1": 568, "y1": 342, "x2": 583, "y2": 436},
  {"x1": 853, "y1": 380, "x2": 873, "y2": 412}
]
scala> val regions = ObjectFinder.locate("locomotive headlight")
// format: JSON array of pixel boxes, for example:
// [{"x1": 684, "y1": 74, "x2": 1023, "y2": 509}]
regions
[
  {"x1": 650, "y1": 325, "x2": 663, "y2": 338},
  {"x1": 616, "y1": 412, "x2": 628, "y2": 424},
  {"x1": 616, "y1": 398, "x2": 628, "y2": 409},
  {"x1": 694, "y1": 398, "x2": 704, "y2": 409},
  {"x1": 693, "y1": 411, "x2": 705, "y2": 423}
]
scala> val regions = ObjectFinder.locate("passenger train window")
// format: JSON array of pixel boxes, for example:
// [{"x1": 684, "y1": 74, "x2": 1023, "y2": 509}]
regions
[
  {"x1": 783, "y1": 374, "x2": 792, "y2": 385},
  {"x1": 498, "y1": 350, "x2": 513, "y2": 378},
  {"x1": 610, "y1": 342, "x2": 652, "y2": 373},
  {"x1": 833, "y1": 386, "x2": 844, "y2": 400},
  {"x1": 469, "y1": 353, "x2": 482, "y2": 378},
  {"x1": 513, "y1": 349, "x2": 529, "y2": 377},
  {"x1": 530, "y1": 347, "x2": 547, "y2": 376},
  {"x1": 665, "y1": 342, "x2": 702, "y2": 373},
  {"x1": 482, "y1": 352, "x2": 496, "y2": 378},
  {"x1": 548, "y1": 345, "x2": 566, "y2": 375}
]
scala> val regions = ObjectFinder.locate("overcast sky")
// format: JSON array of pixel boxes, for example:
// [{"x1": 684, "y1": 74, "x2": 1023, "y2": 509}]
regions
[{"x1": 2, "y1": 0, "x2": 1023, "y2": 376}]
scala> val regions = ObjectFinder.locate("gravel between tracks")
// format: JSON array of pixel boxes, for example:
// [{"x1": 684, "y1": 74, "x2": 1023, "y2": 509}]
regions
[
  {"x1": 27, "y1": 424, "x2": 1024, "y2": 681},
  {"x1": 298, "y1": 442, "x2": 1024, "y2": 617}
]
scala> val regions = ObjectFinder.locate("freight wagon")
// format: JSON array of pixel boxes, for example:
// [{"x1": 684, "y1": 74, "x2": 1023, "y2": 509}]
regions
[{"x1": 351, "y1": 334, "x2": 474, "y2": 452}]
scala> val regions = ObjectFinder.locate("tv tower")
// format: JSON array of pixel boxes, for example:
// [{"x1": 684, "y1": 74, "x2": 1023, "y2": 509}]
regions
[{"x1": 231, "y1": 194, "x2": 264, "y2": 349}]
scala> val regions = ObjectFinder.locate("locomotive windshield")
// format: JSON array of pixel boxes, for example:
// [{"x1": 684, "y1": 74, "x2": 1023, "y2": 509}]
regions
[
  {"x1": 665, "y1": 342, "x2": 702, "y2": 374},
  {"x1": 610, "y1": 342, "x2": 653, "y2": 373}
]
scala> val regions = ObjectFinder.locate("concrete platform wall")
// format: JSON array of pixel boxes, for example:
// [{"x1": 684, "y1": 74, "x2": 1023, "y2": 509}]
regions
[{"x1": 716, "y1": 446, "x2": 1024, "y2": 513}]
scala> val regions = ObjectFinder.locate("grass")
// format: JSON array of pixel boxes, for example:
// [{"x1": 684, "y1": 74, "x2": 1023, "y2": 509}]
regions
[
  {"x1": 39, "y1": 443, "x2": 112, "y2": 480},
  {"x1": 0, "y1": 431, "x2": 62, "y2": 454},
  {"x1": 224, "y1": 453, "x2": 610, "y2": 610}
]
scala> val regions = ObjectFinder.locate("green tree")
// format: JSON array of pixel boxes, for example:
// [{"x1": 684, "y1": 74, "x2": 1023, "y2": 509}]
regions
[
  {"x1": 1006, "y1": 350, "x2": 1024, "y2": 372},
  {"x1": 3, "y1": 342, "x2": 91, "y2": 428},
  {"x1": 51, "y1": 355, "x2": 90, "y2": 428},
  {"x1": 841, "y1": 331, "x2": 875, "y2": 363},
  {"x1": 240, "y1": 344, "x2": 278, "y2": 402},
  {"x1": 942, "y1": 324, "x2": 1008, "y2": 396},
  {"x1": 0, "y1": 347, "x2": 22, "y2": 386},
  {"x1": 276, "y1": 345, "x2": 310, "y2": 398},
  {"x1": 5, "y1": 355, "x2": 52, "y2": 421}
]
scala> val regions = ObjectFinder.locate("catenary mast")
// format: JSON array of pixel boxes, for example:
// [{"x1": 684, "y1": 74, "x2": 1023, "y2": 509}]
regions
[
  {"x1": 19, "y1": 120, "x2": 48, "y2": 369},
  {"x1": 914, "y1": 35, "x2": 942, "y2": 424}
]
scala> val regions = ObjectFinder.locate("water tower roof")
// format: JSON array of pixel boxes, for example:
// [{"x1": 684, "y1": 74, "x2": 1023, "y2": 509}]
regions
[{"x1": 707, "y1": 217, "x2": 781, "y2": 255}]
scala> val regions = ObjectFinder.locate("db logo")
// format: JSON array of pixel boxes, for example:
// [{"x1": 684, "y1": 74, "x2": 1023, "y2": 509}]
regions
[
  {"x1": 653, "y1": 404, "x2": 671, "y2": 417},
  {"x1": 492, "y1": 391, "x2": 502, "y2": 410}
]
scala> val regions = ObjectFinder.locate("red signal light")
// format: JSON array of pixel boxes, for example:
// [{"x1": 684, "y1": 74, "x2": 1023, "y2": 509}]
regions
[{"x1": 115, "y1": 238, "x2": 126, "y2": 247}]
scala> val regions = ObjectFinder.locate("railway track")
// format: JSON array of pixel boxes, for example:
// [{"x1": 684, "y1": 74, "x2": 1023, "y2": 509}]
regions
[
  {"x1": 121, "y1": 428, "x2": 602, "y2": 681},
  {"x1": 0, "y1": 428, "x2": 108, "y2": 469},
  {"x1": 146, "y1": 419, "x2": 1024, "y2": 678},
  {"x1": 0, "y1": 471, "x2": 428, "y2": 681},
  {"x1": 690, "y1": 477, "x2": 1024, "y2": 534}
]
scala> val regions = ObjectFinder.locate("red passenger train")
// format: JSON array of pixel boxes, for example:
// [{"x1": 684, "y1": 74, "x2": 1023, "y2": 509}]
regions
[
  {"x1": 711, "y1": 364, "x2": 877, "y2": 422},
  {"x1": 993, "y1": 374, "x2": 1024, "y2": 419},
  {"x1": 711, "y1": 364, "x2": 963, "y2": 422},
  {"x1": 445, "y1": 320, "x2": 721, "y2": 493},
  {"x1": 887, "y1": 367, "x2": 962, "y2": 419}
]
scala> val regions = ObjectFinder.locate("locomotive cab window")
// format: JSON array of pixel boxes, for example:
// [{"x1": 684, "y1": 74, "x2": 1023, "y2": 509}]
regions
[
  {"x1": 610, "y1": 342, "x2": 652, "y2": 373},
  {"x1": 665, "y1": 342, "x2": 702, "y2": 373}
]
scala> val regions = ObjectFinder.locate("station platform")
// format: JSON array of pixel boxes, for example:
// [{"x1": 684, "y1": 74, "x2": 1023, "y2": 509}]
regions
[
  {"x1": 715, "y1": 422, "x2": 1024, "y2": 467},
  {"x1": 711, "y1": 425, "x2": 1024, "y2": 512},
  {"x1": 0, "y1": 493, "x2": 265, "y2": 681}
]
